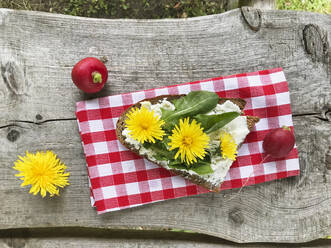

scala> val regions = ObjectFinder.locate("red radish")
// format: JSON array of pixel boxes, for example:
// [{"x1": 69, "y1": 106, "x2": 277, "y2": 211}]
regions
[
  {"x1": 262, "y1": 126, "x2": 295, "y2": 158},
  {"x1": 233, "y1": 126, "x2": 296, "y2": 192},
  {"x1": 71, "y1": 57, "x2": 108, "y2": 93}
]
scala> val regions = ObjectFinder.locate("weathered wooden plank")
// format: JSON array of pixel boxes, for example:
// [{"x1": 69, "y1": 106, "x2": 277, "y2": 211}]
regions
[
  {"x1": 0, "y1": 237, "x2": 330, "y2": 248},
  {"x1": 0, "y1": 7, "x2": 330, "y2": 243},
  {"x1": 0, "y1": 8, "x2": 330, "y2": 127},
  {"x1": 0, "y1": 228, "x2": 330, "y2": 247},
  {"x1": 0, "y1": 115, "x2": 330, "y2": 243}
]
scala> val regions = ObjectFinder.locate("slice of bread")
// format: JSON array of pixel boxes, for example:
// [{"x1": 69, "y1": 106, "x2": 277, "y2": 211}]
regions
[{"x1": 116, "y1": 95, "x2": 259, "y2": 192}]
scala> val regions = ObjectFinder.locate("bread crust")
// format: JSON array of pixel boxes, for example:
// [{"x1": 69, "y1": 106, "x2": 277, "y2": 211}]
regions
[{"x1": 116, "y1": 95, "x2": 259, "y2": 192}]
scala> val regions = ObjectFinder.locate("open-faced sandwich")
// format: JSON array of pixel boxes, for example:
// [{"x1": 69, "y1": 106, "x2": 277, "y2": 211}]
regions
[{"x1": 116, "y1": 91, "x2": 259, "y2": 192}]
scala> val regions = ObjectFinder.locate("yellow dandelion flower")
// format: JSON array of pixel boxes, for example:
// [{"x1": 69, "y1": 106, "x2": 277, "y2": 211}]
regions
[
  {"x1": 168, "y1": 117, "x2": 210, "y2": 165},
  {"x1": 220, "y1": 131, "x2": 238, "y2": 161},
  {"x1": 13, "y1": 151, "x2": 70, "y2": 198},
  {"x1": 125, "y1": 106, "x2": 165, "y2": 144}
]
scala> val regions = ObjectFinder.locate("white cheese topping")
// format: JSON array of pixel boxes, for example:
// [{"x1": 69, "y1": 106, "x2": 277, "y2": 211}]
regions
[
  {"x1": 207, "y1": 100, "x2": 241, "y2": 115},
  {"x1": 122, "y1": 128, "x2": 140, "y2": 150},
  {"x1": 140, "y1": 98, "x2": 175, "y2": 117},
  {"x1": 122, "y1": 99, "x2": 249, "y2": 186}
]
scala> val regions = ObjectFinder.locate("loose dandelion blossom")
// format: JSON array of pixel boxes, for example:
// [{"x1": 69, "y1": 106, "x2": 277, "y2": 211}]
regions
[
  {"x1": 168, "y1": 117, "x2": 209, "y2": 165},
  {"x1": 220, "y1": 131, "x2": 238, "y2": 161},
  {"x1": 13, "y1": 151, "x2": 70, "y2": 197},
  {"x1": 125, "y1": 106, "x2": 165, "y2": 144}
]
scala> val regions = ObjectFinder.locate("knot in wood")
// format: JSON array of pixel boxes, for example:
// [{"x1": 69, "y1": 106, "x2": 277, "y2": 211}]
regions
[
  {"x1": 7, "y1": 129, "x2": 20, "y2": 142},
  {"x1": 0, "y1": 60, "x2": 26, "y2": 96},
  {"x1": 320, "y1": 106, "x2": 331, "y2": 122},
  {"x1": 229, "y1": 208, "x2": 244, "y2": 225},
  {"x1": 303, "y1": 24, "x2": 329, "y2": 63},
  {"x1": 241, "y1": 7, "x2": 262, "y2": 32},
  {"x1": 35, "y1": 114, "x2": 43, "y2": 120}
]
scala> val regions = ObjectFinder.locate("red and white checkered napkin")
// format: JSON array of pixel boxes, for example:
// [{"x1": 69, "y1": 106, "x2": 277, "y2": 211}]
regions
[{"x1": 76, "y1": 67, "x2": 300, "y2": 214}]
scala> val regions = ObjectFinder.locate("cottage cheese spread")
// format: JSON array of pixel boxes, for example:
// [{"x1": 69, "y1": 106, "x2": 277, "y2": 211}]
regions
[{"x1": 140, "y1": 98, "x2": 175, "y2": 117}]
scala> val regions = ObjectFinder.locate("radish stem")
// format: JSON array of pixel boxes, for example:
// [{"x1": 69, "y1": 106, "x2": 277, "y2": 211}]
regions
[
  {"x1": 282, "y1": 126, "x2": 291, "y2": 131},
  {"x1": 260, "y1": 154, "x2": 271, "y2": 164},
  {"x1": 92, "y1": 71, "x2": 102, "y2": 83}
]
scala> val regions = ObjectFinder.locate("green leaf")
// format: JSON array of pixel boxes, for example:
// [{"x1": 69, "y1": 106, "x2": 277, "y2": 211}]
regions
[
  {"x1": 143, "y1": 139, "x2": 174, "y2": 161},
  {"x1": 168, "y1": 160, "x2": 187, "y2": 170},
  {"x1": 154, "y1": 153, "x2": 168, "y2": 161},
  {"x1": 168, "y1": 154, "x2": 213, "y2": 175},
  {"x1": 194, "y1": 112, "x2": 240, "y2": 134},
  {"x1": 160, "y1": 108, "x2": 178, "y2": 131},
  {"x1": 163, "y1": 91, "x2": 219, "y2": 122},
  {"x1": 190, "y1": 160, "x2": 213, "y2": 175},
  {"x1": 190, "y1": 154, "x2": 213, "y2": 175},
  {"x1": 160, "y1": 107, "x2": 173, "y2": 120},
  {"x1": 142, "y1": 142, "x2": 152, "y2": 149}
]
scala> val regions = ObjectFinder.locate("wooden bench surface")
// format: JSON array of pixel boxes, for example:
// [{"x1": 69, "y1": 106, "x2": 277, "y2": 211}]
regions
[{"x1": 0, "y1": 7, "x2": 330, "y2": 245}]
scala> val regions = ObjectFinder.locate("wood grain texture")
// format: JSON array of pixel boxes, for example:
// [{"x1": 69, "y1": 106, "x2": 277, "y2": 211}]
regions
[
  {"x1": 0, "y1": 7, "x2": 330, "y2": 243},
  {"x1": 0, "y1": 228, "x2": 330, "y2": 247},
  {"x1": 0, "y1": 237, "x2": 330, "y2": 248}
]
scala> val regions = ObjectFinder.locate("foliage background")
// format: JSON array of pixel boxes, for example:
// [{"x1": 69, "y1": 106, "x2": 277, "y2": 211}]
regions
[{"x1": 0, "y1": 0, "x2": 329, "y2": 18}]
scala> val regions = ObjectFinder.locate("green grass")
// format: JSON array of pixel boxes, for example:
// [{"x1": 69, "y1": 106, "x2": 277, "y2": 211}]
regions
[
  {"x1": 0, "y1": 0, "x2": 329, "y2": 18},
  {"x1": 277, "y1": 0, "x2": 331, "y2": 14},
  {"x1": 0, "y1": 0, "x2": 228, "y2": 18},
  {"x1": 63, "y1": 0, "x2": 228, "y2": 19}
]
